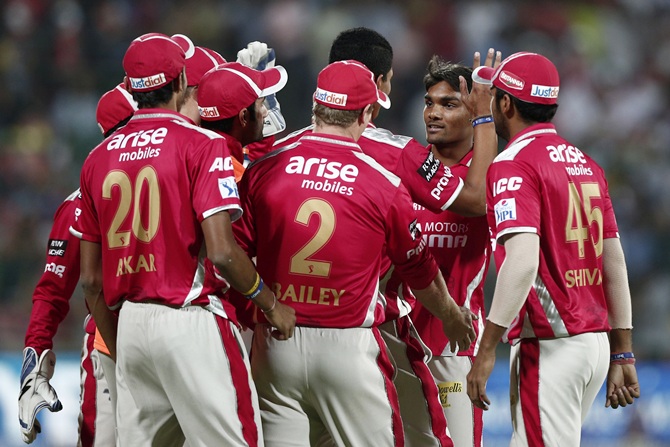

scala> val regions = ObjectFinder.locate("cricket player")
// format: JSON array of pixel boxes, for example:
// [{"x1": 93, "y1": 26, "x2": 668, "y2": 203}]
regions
[
  {"x1": 234, "y1": 59, "x2": 475, "y2": 447},
  {"x1": 467, "y1": 51, "x2": 640, "y2": 446},
  {"x1": 71, "y1": 32, "x2": 295, "y2": 447},
  {"x1": 275, "y1": 27, "x2": 499, "y2": 446},
  {"x1": 19, "y1": 82, "x2": 137, "y2": 446}
]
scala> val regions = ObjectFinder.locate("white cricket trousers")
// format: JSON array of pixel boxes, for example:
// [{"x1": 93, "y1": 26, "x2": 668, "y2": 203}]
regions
[
  {"x1": 509, "y1": 332, "x2": 609, "y2": 447},
  {"x1": 251, "y1": 324, "x2": 403, "y2": 447},
  {"x1": 115, "y1": 301, "x2": 263, "y2": 447}
]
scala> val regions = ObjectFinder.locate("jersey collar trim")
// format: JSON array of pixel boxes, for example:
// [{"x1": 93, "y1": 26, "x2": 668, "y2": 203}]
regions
[
  {"x1": 300, "y1": 133, "x2": 362, "y2": 152},
  {"x1": 130, "y1": 109, "x2": 192, "y2": 124}
]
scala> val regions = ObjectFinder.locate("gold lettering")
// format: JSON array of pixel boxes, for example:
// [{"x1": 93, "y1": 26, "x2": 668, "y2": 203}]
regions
[
  {"x1": 115, "y1": 253, "x2": 158, "y2": 276},
  {"x1": 299, "y1": 285, "x2": 313, "y2": 303},
  {"x1": 307, "y1": 287, "x2": 319, "y2": 304},
  {"x1": 284, "y1": 284, "x2": 298, "y2": 302},
  {"x1": 273, "y1": 282, "x2": 282, "y2": 301},
  {"x1": 123, "y1": 256, "x2": 134, "y2": 274},
  {"x1": 116, "y1": 258, "x2": 125, "y2": 277},
  {"x1": 565, "y1": 268, "x2": 602, "y2": 288},
  {"x1": 149, "y1": 254, "x2": 155, "y2": 271},
  {"x1": 136, "y1": 254, "x2": 149, "y2": 272},
  {"x1": 332, "y1": 289, "x2": 344, "y2": 306}
]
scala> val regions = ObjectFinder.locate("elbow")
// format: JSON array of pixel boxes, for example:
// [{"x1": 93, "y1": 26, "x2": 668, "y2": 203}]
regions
[{"x1": 208, "y1": 246, "x2": 237, "y2": 276}]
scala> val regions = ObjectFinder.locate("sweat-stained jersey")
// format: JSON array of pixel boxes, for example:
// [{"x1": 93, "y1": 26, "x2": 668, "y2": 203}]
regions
[
  {"x1": 487, "y1": 123, "x2": 618, "y2": 343},
  {"x1": 25, "y1": 190, "x2": 86, "y2": 352},
  {"x1": 234, "y1": 133, "x2": 439, "y2": 328},
  {"x1": 408, "y1": 150, "x2": 490, "y2": 357},
  {"x1": 72, "y1": 109, "x2": 241, "y2": 317}
]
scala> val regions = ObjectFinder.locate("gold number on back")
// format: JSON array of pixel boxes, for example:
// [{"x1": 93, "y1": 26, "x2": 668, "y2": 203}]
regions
[
  {"x1": 565, "y1": 182, "x2": 603, "y2": 258},
  {"x1": 102, "y1": 167, "x2": 161, "y2": 248},
  {"x1": 290, "y1": 198, "x2": 335, "y2": 277}
]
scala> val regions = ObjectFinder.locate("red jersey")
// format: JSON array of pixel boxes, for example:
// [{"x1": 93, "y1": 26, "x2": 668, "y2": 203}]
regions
[
  {"x1": 234, "y1": 133, "x2": 439, "y2": 328},
  {"x1": 72, "y1": 109, "x2": 241, "y2": 316},
  {"x1": 486, "y1": 124, "x2": 618, "y2": 342},
  {"x1": 275, "y1": 124, "x2": 464, "y2": 213},
  {"x1": 24, "y1": 190, "x2": 84, "y2": 353},
  {"x1": 408, "y1": 150, "x2": 490, "y2": 357}
]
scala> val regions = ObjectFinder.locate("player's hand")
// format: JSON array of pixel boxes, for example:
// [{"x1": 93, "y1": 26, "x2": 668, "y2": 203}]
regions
[
  {"x1": 442, "y1": 306, "x2": 477, "y2": 353},
  {"x1": 461, "y1": 48, "x2": 501, "y2": 119},
  {"x1": 263, "y1": 300, "x2": 296, "y2": 341},
  {"x1": 466, "y1": 350, "x2": 495, "y2": 411},
  {"x1": 237, "y1": 42, "x2": 286, "y2": 137},
  {"x1": 606, "y1": 363, "x2": 641, "y2": 409},
  {"x1": 18, "y1": 348, "x2": 63, "y2": 444}
]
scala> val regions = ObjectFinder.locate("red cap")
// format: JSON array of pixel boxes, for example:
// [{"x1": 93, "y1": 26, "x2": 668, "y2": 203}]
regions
[
  {"x1": 171, "y1": 34, "x2": 227, "y2": 87},
  {"x1": 472, "y1": 52, "x2": 559, "y2": 105},
  {"x1": 96, "y1": 83, "x2": 138, "y2": 135},
  {"x1": 122, "y1": 33, "x2": 185, "y2": 92},
  {"x1": 314, "y1": 60, "x2": 390, "y2": 111},
  {"x1": 197, "y1": 61, "x2": 288, "y2": 121}
]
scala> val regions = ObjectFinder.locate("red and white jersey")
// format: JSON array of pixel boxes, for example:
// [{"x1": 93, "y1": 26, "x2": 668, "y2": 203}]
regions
[
  {"x1": 72, "y1": 109, "x2": 241, "y2": 314},
  {"x1": 408, "y1": 150, "x2": 490, "y2": 357},
  {"x1": 487, "y1": 123, "x2": 618, "y2": 342},
  {"x1": 25, "y1": 190, "x2": 84, "y2": 353},
  {"x1": 234, "y1": 133, "x2": 439, "y2": 328},
  {"x1": 275, "y1": 123, "x2": 464, "y2": 213}
]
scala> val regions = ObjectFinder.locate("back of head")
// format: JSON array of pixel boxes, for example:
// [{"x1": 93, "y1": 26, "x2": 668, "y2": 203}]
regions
[
  {"x1": 328, "y1": 27, "x2": 393, "y2": 81},
  {"x1": 96, "y1": 83, "x2": 138, "y2": 137},
  {"x1": 122, "y1": 33, "x2": 186, "y2": 108},
  {"x1": 423, "y1": 55, "x2": 472, "y2": 93}
]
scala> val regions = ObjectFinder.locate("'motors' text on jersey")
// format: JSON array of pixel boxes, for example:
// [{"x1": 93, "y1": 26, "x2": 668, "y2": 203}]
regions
[
  {"x1": 409, "y1": 150, "x2": 490, "y2": 357},
  {"x1": 72, "y1": 110, "x2": 241, "y2": 312},
  {"x1": 235, "y1": 133, "x2": 439, "y2": 328},
  {"x1": 486, "y1": 123, "x2": 619, "y2": 342}
]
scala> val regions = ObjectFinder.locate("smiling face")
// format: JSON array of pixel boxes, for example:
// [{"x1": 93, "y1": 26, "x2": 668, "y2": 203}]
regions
[{"x1": 423, "y1": 80, "x2": 473, "y2": 150}]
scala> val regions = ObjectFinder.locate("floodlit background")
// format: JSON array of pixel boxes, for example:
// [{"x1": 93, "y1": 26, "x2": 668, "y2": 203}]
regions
[{"x1": 0, "y1": 0, "x2": 669, "y2": 445}]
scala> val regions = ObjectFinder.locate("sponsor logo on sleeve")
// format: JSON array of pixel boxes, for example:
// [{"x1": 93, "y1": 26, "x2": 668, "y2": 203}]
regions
[
  {"x1": 417, "y1": 152, "x2": 441, "y2": 182},
  {"x1": 408, "y1": 219, "x2": 421, "y2": 241},
  {"x1": 494, "y1": 198, "x2": 517, "y2": 226},
  {"x1": 44, "y1": 263, "x2": 66, "y2": 278},
  {"x1": 48, "y1": 239, "x2": 68, "y2": 257},
  {"x1": 430, "y1": 166, "x2": 454, "y2": 200},
  {"x1": 218, "y1": 177, "x2": 239, "y2": 200}
]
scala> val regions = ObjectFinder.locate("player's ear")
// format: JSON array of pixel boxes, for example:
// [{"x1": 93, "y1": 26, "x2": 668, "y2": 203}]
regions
[
  {"x1": 123, "y1": 76, "x2": 131, "y2": 93},
  {"x1": 238, "y1": 107, "x2": 248, "y2": 127}
]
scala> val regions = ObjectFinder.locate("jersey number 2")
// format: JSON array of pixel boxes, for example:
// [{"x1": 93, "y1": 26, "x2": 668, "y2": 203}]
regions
[
  {"x1": 290, "y1": 198, "x2": 335, "y2": 277},
  {"x1": 565, "y1": 181, "x2": 603, "y2": 258},
  {"x1": 103, "y1": 167, "x2": 161, "y2": 248}
]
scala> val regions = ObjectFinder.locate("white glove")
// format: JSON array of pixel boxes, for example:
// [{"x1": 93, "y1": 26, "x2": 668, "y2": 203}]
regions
[
  {"x1": 18, "y1": 347, "x2": 62, "y2": 444},
  {"x1": 237, "y1": 42, "x2": 286, "y2": 137}
]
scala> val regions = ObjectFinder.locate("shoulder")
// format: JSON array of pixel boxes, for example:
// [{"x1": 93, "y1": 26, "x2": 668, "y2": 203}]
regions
[
  {"x1": 171, "y1": 119, "x2": 223, "y2": 141},
  {"x1": 361, "y1": 126, "x2": 415, "y2": 150},
  {"x1": 351, "y1": 151, "x2": 402, "y2": 188}
]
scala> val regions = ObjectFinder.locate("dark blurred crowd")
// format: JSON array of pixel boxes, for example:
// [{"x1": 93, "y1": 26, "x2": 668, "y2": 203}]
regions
[{"x1": 1, "y1": 0, "x2": 668, "y2": 358}]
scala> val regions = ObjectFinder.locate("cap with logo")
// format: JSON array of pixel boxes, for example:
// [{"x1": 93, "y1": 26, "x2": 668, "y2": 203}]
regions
[
  {"x1": 197, "y1": 61, "x2": 288, "y2": 121},
  {"x1": 171, "y1": 34, "x2": 227, "y2": 87},
  {"x1": 96, "y1": 83, "x2": 138, "y2": 135},
  {"x1": 472, "y1": 52, "x2": 559, "y2": 105},
  {"x1": 122, "y1": 33, "x2": 186, "y2": 92},
  {"x1": 314, "y1": 60, "x2": 390, "y2": 111}
]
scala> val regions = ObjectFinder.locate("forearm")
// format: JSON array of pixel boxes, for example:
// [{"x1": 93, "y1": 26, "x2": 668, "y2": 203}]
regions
[
  {"x1": 487, "y1": 233, "x2": 539, "y2": 327},
  {"x1": 84, "y1": 288, "x2": 117, "y2": 360},
  {"x1": 411, "y1": 270, "x2": 460, "y2": 321},
  {"x1": 602, "y1": 238, "x2": 633, "y2": 329}
]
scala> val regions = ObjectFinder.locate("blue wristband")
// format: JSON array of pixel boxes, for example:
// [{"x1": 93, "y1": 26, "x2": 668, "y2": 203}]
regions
[
  {"x1": 245, "y1": 278, "x2": 264, "y2": 300},
  {"x1": 610, "y1": 352, "x2": 634, "y2": 362},
  {"x1": 471, "y1": 115, "x2": 494, "y2": 127}
]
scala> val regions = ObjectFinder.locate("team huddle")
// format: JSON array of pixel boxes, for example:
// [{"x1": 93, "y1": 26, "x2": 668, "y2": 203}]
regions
[{"x1": 19, "y1": 27, "x2": 639, "y2": 447}]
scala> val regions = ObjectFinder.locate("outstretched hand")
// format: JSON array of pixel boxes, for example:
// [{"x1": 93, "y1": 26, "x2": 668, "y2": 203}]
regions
[{"x1": 460, "y1": 48, "x2": 502, "y2": 118}]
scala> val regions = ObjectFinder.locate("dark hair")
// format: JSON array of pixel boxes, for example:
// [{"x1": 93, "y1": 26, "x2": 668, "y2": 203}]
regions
[
  {"x1": 423, "y1": 55, "x2": 472, "y2": 93},
  {"x1": 200, "y1": 100, "x2": 258, "y2": 134},
  {"x1": 131, "y1": 76, "x2": 182, "y2": 109},
  {"x1": 495, "y1": 89, "x2": 558, "y2": 123},
  {"x1": 103, "y1": 115, "x2": 132, "y2": 138},
  {"x1": 329, "y1": 27, "x2": 393, "y2": 81}
]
